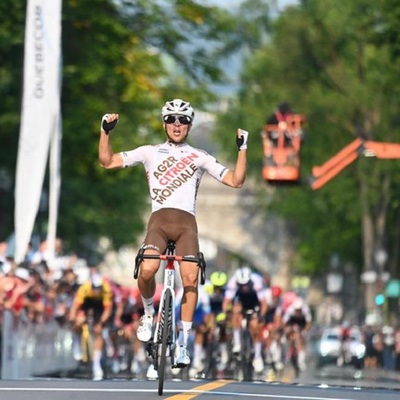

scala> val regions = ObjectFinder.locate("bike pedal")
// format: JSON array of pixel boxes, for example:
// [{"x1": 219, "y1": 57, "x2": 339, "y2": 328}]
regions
[
  {"x1": 145, "y1": 342, "x2": 156, "y2": 358},
  {"x1": 172, "y1": 363, "x2": 187, "y2": 369}
]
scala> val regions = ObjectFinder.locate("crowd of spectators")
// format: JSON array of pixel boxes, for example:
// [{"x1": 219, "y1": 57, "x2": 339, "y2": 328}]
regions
[
  {"x1": 1, "y1": 237, "x2": 400, "y2": 375},
  {"x1": 0, "y1": 238, "x2": 88, "y2": 327},
  {"x1": 362, "y1": 324, "x2": 400, "y2": 371}
]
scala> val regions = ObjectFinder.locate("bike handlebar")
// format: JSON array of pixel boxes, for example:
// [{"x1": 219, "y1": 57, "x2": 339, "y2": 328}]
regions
[{"x1": 133, "y1": 246, "x2": 207, "y2": 285}]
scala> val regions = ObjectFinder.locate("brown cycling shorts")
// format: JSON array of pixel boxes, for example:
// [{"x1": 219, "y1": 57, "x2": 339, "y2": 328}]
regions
[{"x1": 142, "y1": 208, "x2": 199, "y2": 257}]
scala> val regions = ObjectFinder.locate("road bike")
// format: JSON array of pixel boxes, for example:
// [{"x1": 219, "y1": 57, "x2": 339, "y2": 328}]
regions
[
  {"x1": 133, "y1": 240, "x2": 206, "y2": 395},
  {"x1": 75, "y1": 311, "x2": 109, "y2": 380},
  {"x1": 80, "y1": 314, "x2": 94, "y2": 366},
  {"x1": 197, "y1": 312, "x2": 230, "y2": 380},
  {"x1": 284, "y1": 324, "x2": 302, "y2": 378},
  {"x1": 231, "y1": 309, "x2": 255, "y2": 381}
]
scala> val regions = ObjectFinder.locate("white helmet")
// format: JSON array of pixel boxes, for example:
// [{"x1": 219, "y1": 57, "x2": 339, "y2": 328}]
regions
[
  {"x1": 235, "y1": 266, "x2": 252, "y2": 285},
  {"x1": 161, "y1": 99, "x2": 195, "y2": 121},
  {"x1": 293, "y1": 298, "x2": 304, "y2": 310}
]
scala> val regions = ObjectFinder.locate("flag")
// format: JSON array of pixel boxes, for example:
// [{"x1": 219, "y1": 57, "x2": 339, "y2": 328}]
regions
[{"x1": 14, "y1": 0, "x2": 63, "y2": 264}]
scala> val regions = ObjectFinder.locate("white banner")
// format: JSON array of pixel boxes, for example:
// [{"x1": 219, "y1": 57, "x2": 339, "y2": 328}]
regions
[
  {"x1": 14, "y1": 0, "x2": 63, "y2": 263},
  {"x1": 47, "y1": 112, "x2": 62, "y2": 266}
]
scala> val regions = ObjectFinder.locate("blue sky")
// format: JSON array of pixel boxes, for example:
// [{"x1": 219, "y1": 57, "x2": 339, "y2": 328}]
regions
[{"x1": 192, "y1": 0, "x2": 300, "y2": 96}]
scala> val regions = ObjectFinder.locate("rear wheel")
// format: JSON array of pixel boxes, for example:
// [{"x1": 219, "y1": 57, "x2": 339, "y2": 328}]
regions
[
  {"x1": 202, "y1": 333, "x2": 218, "y2": 379},
  {"x1": 289, "y1": 343, "x2": 300, "y2": 377},
  {"x1": 158, "y1": 289, "x2": 172, "y2": 395}
]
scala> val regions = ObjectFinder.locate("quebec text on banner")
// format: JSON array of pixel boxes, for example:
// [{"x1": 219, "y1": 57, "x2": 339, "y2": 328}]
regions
[{"x1": 14, "y1": 0, "x2": 63, "y2": 264}]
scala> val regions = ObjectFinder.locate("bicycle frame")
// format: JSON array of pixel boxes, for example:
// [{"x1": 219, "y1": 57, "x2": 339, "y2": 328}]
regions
[
  {"x1": 133, "y1": 240, "x2": 206, "y2": 395},
  {"x1": 235, "y1": 309, "x2": 255, "y2": 381}
]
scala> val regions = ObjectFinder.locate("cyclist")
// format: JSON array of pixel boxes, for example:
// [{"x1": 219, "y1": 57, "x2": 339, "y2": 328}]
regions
[
  {"x1": 337, "y1": 320, "x2": 352, "y2": 366},
  {"x1": 223, "y1": 266, "x2": 265, "y2": 374},
  {"x1": 115, "y1": 285, "x2": 147, "y2": 376},
  {"x1": 206, "y1": 271, "x2": 230, "y2": 375},
  {"x1": 175, "y1": 280, "x2": 211, "y2": 376},
  {"x1": 260, "y1": 285, "x2": 285, "y2": 375},
  {"x1": 69, "y1": 269, "x2": 113, "y2": 380},
  {"x1": 98, "y1": 98, "x2": 248, "y2": 367},
  {"x1": 281, "y1": 297, "x2": 312, "y2": 372},
  {"x1": 102, "y1": 276, "x2": 124, "y2": 374},
  {"x1": 208, "y1": 271, "x2": 228, "y2": 316}
]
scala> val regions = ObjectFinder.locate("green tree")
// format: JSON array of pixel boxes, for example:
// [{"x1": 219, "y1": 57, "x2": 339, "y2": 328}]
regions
[
  {"x1": 215, "y1": 0, "x2": 400, "y2": 280},
  {"x1": 0, "y1": 0, "x2": 25, "y2": 240},
  {"x1": 0, "y1": 0, "x2": 244, "y2": 258}
]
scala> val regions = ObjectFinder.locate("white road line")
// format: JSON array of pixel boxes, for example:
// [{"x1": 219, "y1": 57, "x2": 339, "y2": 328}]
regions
[{"x1": 0, "y1": 387, "x2": 358, "y2": 400}]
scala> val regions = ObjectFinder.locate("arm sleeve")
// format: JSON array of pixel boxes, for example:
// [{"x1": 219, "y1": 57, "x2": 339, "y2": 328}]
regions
[
  {"x1": 200, "y1": 151, "x2": 229, "y2": 182},
  {"x1": 120, "y1": 145, "x2": 149, "y2": 168}
]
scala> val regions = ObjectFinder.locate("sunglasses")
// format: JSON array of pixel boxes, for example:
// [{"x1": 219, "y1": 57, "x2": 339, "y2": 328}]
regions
[{"x1": 163, "y1": 115, "x2": 192, "y2": 125}]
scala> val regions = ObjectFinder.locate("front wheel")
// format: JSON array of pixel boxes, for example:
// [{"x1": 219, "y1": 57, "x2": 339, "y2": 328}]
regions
[{"x1": 158, "y1": 288, "x2": 173, "y2": 395}]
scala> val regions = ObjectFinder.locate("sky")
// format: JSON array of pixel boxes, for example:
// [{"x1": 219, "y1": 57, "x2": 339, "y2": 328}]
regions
[{"x1": 200, "y1": 0, "x2": 300, "y2": 96}]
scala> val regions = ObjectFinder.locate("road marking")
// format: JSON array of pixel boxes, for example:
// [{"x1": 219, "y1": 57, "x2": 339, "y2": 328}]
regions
[
  {"x1": 180, "y1": 391, "x2": 356, "y2": 400},
  {"x1": 0, "y1": 386, "x2": 359, "y2": 400},
  {"x1": 166, "y1": 380, "x2": 232, "y2": 399}
]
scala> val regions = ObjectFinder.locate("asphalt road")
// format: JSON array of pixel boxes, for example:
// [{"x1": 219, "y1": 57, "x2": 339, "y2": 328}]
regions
[
  {"x1": 1, "y1": 361, "x2": 400, "y2": 400},
  {"x1": 0, "y1": 376, "x2": 399, "y2": 400},
  {"x1": 3, "y1": 345, "x2": 400, "y2": 400}
]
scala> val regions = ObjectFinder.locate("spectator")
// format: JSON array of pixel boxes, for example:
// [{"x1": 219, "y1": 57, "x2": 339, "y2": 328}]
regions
[
  {"x1": 382, "y1": 325, "x2": 395, "y2": 370},
  {"x1": 264, "y1": 102, "x2": 295, "y2": 147},
  {"x1": 394, "y1": 326, "x2": 400, "y2": 371},
  {"x1": 1, "y1": 267, "x2": 31, "y2": 319}
]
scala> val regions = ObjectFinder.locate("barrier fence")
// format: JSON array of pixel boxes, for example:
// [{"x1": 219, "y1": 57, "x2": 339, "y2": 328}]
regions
[{"x1": 1, "y1": 310, "x2": 77, "y2": 379}]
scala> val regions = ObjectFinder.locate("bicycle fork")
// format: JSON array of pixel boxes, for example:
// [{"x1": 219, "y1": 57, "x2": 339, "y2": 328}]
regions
[{"x1": 148, "y1": 269, "x2": 176, "y2": 368}]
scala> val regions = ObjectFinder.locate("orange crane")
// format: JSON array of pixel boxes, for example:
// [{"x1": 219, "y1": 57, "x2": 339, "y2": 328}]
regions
[{"x1": 309, "y1": 138, "x2": 400, "y2": 190}]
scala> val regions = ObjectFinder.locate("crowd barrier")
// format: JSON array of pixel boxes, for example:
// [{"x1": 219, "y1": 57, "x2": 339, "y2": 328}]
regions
[{"x1": 1, "y1": 311, "x2": 77, "y2": 379}]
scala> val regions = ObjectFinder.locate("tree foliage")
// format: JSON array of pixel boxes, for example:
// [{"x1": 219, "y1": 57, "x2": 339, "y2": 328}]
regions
[
  {"x1": 215, "y1": 0, "x2": 400, "y2": 275},
  {"x1": 0, "y1": 0, "x2": 244, "y2": 257}
]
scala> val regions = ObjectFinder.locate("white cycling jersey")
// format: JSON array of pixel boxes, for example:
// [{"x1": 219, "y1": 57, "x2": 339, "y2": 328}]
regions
[
  {"x1": 120, "y1": 141, "x2": 229, "y2": 216},
  {"x1": 224, "y1": 272, "x2": 264, "y2": 301},
  {"x1": 282, "y1": 303, "x2": 312, "y2": 325}
]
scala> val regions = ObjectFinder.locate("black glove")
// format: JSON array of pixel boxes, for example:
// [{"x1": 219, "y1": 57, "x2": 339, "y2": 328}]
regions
[
  {"x1": 236, "y1": 129, "x2": 249, "y2": 150},
  {"x1": 101, "y1": 114, "x2": 118, "y2": 134}
]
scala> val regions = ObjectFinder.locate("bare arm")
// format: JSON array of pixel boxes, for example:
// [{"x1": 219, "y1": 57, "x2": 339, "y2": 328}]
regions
[
  {"x1": 99, "y1": 303, "x2": 113, "y2": 325},
  {"x1": 98, "y1": 113, "x2": 123, "y2": 169},
  {"x1": 222, "y1": 128, "x2": 247, "y2": 188}
]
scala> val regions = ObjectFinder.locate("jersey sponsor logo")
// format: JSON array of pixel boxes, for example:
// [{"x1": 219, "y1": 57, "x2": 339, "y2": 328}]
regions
[{"x1": 150, "y1": 153, "x2": 199, "y2": 205}]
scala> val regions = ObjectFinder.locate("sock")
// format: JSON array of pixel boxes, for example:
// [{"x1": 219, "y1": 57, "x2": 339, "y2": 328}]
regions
[
  {"x1": 178, "y1": 320, "x2": 193, "y2": 346},
  {"x1": 254, "y1": 340, "x2": 262, "y2": 358},
  {"x1": 136, "y1": 346, "x2": 146, "y2": 362},
  {"x1": 220, "y1": 343, "x2": 228, "y2": 364},
  {"x1": 193, "y1": 343, "x2": 204, "y2": 367},
  {"x1": 93, "y1": 349, "x2": 102, "y2": 370},
  {"x1": 233, "y1": 328, "x2": 241, "y2": 347},
  {"x1": 141, "y1": 296, "x2": 155, "y2": 316}
]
